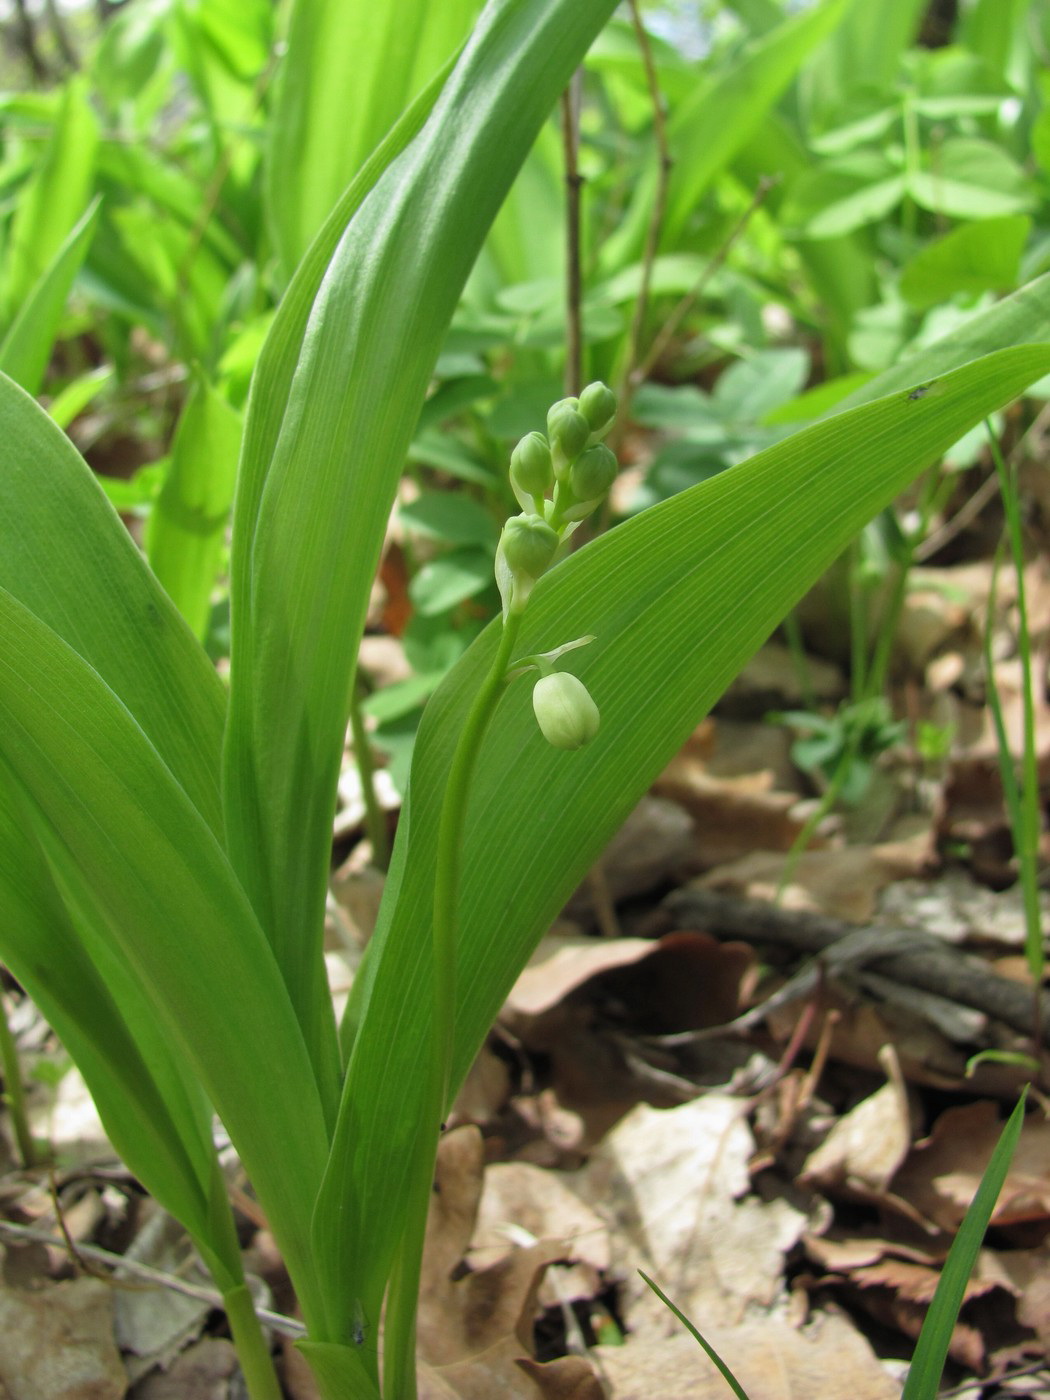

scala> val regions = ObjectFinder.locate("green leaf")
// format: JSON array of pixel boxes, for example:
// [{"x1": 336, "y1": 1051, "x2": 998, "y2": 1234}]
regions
[
  {"x1": 783, "y1": 152, "x2": 906, "y2": 238},
  {"x1": 906, "y1": 138, "x2": 1032, "y2": 220},
  {"x1": 0, "y1": 589, "x2": 331, "y2": 1332},
  {"x1": 224, "y1": 0, "x2": 620, "y2": 1132},
  {"x1": 601, "y1": 0, "x2": 852, "y2": 270},
  {"x1": 147, "y1": 372, "x2": 243, "y2": 639},
  {"x1": 834, "y1": 269, "x2": 1050, "y2": 412},
  {"x1": 0, "y1": 198, "x2": 100, "y2": 397},
  {"x1": 328, "y1": 345, "x2": 1050, "y2": 1362},
  {"x1": 0, "y1": 374, "x2": 226, "y2": 836},
  {"x1": 409, "y1": 548, "x2": 494, "y2": 616},
  {"x1": 901, "y1": 1091, "x2": 1027, "y2": 1400},
  {"x1": 900, "y1": 216, "x2": 1030, "y2": 310},
  {"x1": 0, "y1": 776, "x2": 245, "y2": 1294},
  {"x1": 2, "y1": 77, "x2": 98, "y2": 325},
  {"x1": 265, "y1": 0, "x2": 481, "y2": 275},
  {"x1": 398, "y1": 492, "x2": 499, "y2": 548}
]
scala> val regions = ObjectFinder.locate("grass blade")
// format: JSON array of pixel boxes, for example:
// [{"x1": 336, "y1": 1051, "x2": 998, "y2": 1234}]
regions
[
  {"x1": 640, "y1": 1271, "x2": 750, "y2": 1400},
  {"x1": 901, "y1": 1091, "x2": 1027, "y2": 1400}
]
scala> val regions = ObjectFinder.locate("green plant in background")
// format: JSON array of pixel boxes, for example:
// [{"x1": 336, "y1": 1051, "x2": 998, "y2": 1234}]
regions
[{"x1": 1, "y1": 2, "x2": 1050, "y2": 1398}]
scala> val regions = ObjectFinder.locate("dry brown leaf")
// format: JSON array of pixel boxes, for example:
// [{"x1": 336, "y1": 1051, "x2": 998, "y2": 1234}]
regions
[
  {"x1": 514, "y1": 1355, "x2": 605, "y2": 1399},
  {"x1": 415, "y1": 1128, "x2": 603, "y2": 1399},
  {"x1": 801, "y1": 1045, "x2": 913, "y2": 1196},
  {"x1": 565, "y1": 797, "x2": 694, "y2": 915},
  {"x1": 0, "y1": 1269, "x2": 126, "y2": 1400},
  {"x1": 698, "y1": 830, "x2": 932, "y2": 923},
  {"x1": 575, "y1": 1097, "x2": 809, "y2": 1331},
  {"x1": 892, "y1": 1101, "x2": 1050, "y2": 1232},
  {"x1": 470, "y1": 1161, "x2": 609, "y2": 1280},
  {"x1": 591, "y1": 1312, "x2": 898, "y2": 1399},
  {"x1": 130, "y1": 1338, "x2": 239, "y2": 1399}
]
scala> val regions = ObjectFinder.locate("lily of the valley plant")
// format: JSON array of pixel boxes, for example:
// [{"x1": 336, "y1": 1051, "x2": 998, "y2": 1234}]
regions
[{"x1": 1, "y1": 1, "x2": 1050, "y2": 1397}]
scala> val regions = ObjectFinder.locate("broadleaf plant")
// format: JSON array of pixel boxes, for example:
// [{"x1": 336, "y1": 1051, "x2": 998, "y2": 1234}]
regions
[{"x1": 1, "y1": 3, "x2": 1050, "y2": 1398}]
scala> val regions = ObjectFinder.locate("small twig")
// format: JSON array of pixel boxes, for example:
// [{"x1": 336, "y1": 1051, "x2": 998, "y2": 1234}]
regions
[
  {"x1": 615, "y1": 0, "x2": 673, "y2": 429},
  {"x1": 0, "y1": 1218, "x2": 306, "y2": 1338},
  {"x1": 636, "y1": 175, "x2": 778, "y2": 386},
  {"x1": 560, "y1": 73, "x2": 584, "y2": 396},
  {"x1": 659, "y1": 887, "x2": 1050, "y2": 1049}
]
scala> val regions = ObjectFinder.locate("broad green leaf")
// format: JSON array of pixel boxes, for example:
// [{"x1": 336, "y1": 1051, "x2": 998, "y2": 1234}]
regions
[
  {"x1": 325, "y1": 345, "x2": 1050, "y2": 1361},
  {"x1": 266, "y1": 0, "x2": 481, "y2": 276},
  {"x1": 409, "y1": 548, "x2": 494, "y2": 616},
  {"x1": 783, "y1": 152, "x2": 906, "y2": 239},
  {"x1": 799, "y1": 0, "x2": 926, "y2": 128},
  {"x1": 0, "y1": 198, "x2": 100, "y2": 397},
  {"x1": 901, "y1": 1092, "x2": 1027, "y2": 1400},
  {"x1": 0, "y1": 590, "x2": 331, "y2": 1332},
  {"x1": 0, "y1": 374, "x2": 225, "y2": 836},
  {"x1": 2, "y1": 77, "x2": 98, "y2": 325},
  {"x1": 959, "y1": 0, "x2": 1031, "y2": 89},
  {"x1": 147, "y1": 372, "x2": 242, "y2": 639},
  {"x1": 398, "y1": 492, "x2": 499, "y2": 549},
  {"x1": 900, "y1": 216, "x2": 1030, "y2": 310},
  {"x1": 906, "y1": 139, "x2": 1032, "y2": 220},
  {"x1": 0, "y1": 775, "x2": 245, "y2": 1294},
  {"x1": 224, "y1": 0, "x2": 620, "y2": 1127}
]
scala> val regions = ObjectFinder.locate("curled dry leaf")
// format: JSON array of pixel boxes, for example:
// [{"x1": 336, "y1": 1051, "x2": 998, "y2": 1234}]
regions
[{"x1": 416, "y1": 1128, "x2": 604, "y2": 1399}]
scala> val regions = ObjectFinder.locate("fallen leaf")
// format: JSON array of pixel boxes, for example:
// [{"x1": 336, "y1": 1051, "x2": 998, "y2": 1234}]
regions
[
  {"x1": 0, "y1": 1268, "x2": 125, "y2": 1400},
  {"x1": 591, "y1": 1312, "x2": 898, "y2": 1399}
]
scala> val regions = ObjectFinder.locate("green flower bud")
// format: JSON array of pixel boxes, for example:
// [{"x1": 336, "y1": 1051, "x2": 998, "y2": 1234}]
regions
[
  {"x1": 509, "y1": 431, "x2": 553, "y2": 510},
  {"x1": 579, "y1": 381, "x2": 616, "y2": 438},
  {"x1": 547, "y1": 403, "x2": 590, "y2": 476},
  {"x1": 569, "y1": 443, "x2": 617, "y2": 504},
  {"x1": 532, "y1": 672, "x2": 600, "y2": 751},
  {"x1": 495, "y1": 513, "x2": 559, "y2": 615}
]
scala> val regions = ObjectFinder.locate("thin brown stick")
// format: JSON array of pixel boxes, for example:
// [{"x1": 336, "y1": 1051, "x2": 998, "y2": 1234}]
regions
[
  {"x1": 637, "y1": 175, "x2": 778, "y2": 386},
  {"x1": 616, "y1": 0, "x2": 673, "y2": 427},
  {"x1": 0, "y1": 1218, "x2": 306, "y2": 1337},
  {"x1": 560, "y1": 74, "x2": 584, "y2": 396}
]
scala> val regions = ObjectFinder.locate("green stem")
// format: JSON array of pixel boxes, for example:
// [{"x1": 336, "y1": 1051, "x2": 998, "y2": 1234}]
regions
[
  {"x1": 349, "y1": 680, "x2": 390, "y2": 871},
  {"x1": 987, "y1": 424, "x2": 1044, "y2": 1018},
  {"x1": 432, "y1": 614, "x2": 523, "y2": 1114},
  {"x1": 223, "y1": 1284, "x2": 283, "y2": 1400},
  {"x1": 0, "y1": 992, "x2": 37, "y2": 1168}
]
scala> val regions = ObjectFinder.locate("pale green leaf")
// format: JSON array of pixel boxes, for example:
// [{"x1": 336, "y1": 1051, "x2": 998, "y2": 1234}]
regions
[
  {"x1": 0, "y1": 198, "x2": 100, "y2": 396},
  {"x1": 266, "y1": 0, "x2": 481, "y2": 275},
  {"x1": 147, "y1": 372, "x2": 242, "y2": 639},
  {"x1": 2, "y1": 77, "x2": 98, "y2": 324}
]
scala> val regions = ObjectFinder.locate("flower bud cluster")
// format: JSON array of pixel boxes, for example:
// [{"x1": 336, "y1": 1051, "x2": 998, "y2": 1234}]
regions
[
  {"x1": 497, "y1": 380, "x2": 618, "y2": 617},
  {"x1": 495, "y1": 383, "x2": 619, "y2": 752}
]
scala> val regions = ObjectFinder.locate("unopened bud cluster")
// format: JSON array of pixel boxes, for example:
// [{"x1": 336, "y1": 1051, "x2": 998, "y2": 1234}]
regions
[{"x1": 495, "y1": 382, "x2": 619, "y2": 752}]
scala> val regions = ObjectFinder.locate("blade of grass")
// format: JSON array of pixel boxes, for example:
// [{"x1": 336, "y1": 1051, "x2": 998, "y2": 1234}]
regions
[
  {"x1": 901, "y1": 1090, "x2": 1027, "y2": 1400},
  {"x1": 640, "y1": 1271, "x2": 751, "y2": 1400}
]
